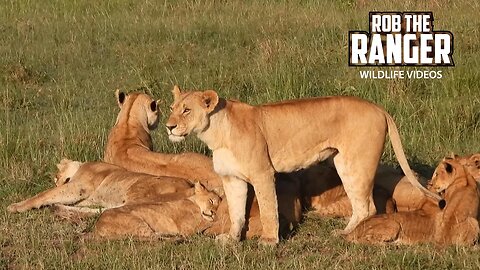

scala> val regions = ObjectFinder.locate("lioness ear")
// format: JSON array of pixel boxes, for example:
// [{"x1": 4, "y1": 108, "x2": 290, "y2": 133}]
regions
[
  {"x1": 202, "y1": 90, "x2": 219, "y2": 113},
  {"x1": 172, "y1": 85, "x2": 182, "y2": 101},
  {"x1": 57, "y1": 158, "x2": 72, "y2": 169},
  {"x1": 150, "y1": 99, "x2": 161, "y2": 112},
  {"x1": 115, "y1": 89, "x2": 126, "y2": 108},
  {"x1": 150, "y1": 100, "x2": 157, "y2": 112}
]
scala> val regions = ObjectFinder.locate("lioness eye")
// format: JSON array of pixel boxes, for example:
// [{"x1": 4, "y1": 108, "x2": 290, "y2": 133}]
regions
[
  {"x1": 64, "y1": 177, "x2": 71, "y2": 184},
  {"x1": 209, "y1": 199, "x2": 214, "y2": 204},
  {"x1": 183, "y1": 108, "x2": 191, "y2": 115}
]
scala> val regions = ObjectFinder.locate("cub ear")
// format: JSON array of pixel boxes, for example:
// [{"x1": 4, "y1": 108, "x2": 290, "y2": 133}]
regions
[
  {"x1": 212, "y1": 187, "x2": 225, "y2": 197},
  {"x1": 194, "y1": 182, "x2": 207, "y2": 193},
  {"x1": 469, "y1": 154, "x2": 480, "y2": 164},
  {"x1": 115, "y1": 89, "x2": 126, "y2": 108},
  {"x1": 445, "y1": 162, "x2": 453, "y2": 174},
  {"x1": 202, "y1": 90, "x2": 219, "y2": 113},
  {"x1": 172, "y1": 85, "x2": 182, "y2": 101}
]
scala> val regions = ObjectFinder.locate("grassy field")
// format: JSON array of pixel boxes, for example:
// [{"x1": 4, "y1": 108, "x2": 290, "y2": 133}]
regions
[{"x1": 1, "y1": 0, "x2": 480, "y2": 269}]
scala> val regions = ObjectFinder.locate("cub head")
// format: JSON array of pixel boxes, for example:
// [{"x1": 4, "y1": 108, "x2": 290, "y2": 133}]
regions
[
  {"x1": 165, "y1": 85, "x2": 219, "y2": 142},
  {"x1": 54, "y1": 159, "x2": 83, "y2": 186},
  {"x1": 115, "y1": 90, "x2": 161, "y2": 130},
  {"x1": 456, "y1": 153, "x2": 480, "y2": 182},
  {"x1": 429, "y1": 158, "x2": 467, "y2": 195},
  {"x1": 193, "y1": 182, "x2": 221, "y2": 222}
]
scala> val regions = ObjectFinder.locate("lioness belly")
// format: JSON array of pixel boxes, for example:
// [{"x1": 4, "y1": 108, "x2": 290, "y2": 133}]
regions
[{"x1": 271, "y1": 147, "x2": 336, "y2": 172}]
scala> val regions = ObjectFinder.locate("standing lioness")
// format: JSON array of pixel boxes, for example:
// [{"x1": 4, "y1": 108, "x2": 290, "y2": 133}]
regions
[{"x1": 165, "y1": 85, "x2": 441, "y2": 245}]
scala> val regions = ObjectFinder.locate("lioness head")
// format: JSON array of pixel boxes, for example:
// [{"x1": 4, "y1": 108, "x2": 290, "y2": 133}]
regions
[
  {"x1": 429, "y1": 158, "x2": 467, "y2": 195},
  {"x1": 54, "y1": 159, "x2": 83, "y2": 186},
  {"x1": 165, "y1": 85, "x2": 219, "y2": 142},
  {"x1": 193, "y1": 182, "x2": 221, "y2": 222},
  {"x1": 115, "y1": 90, "x2": 161, "y2": 130}
]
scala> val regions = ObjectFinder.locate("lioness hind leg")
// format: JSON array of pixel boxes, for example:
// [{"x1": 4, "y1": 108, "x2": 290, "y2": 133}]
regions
[
  {"x1": 334, "y1": 155, "x2": 378, "y2": 234},
  {"x1": 7, "y1": 183, "x2": 88, "y2": 213}
]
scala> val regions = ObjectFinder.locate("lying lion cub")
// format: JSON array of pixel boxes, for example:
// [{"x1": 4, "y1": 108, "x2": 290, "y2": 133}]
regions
[
  {"x1": 92, "y1": 182, "x2": 221, "y2": 239},
  {"x1": 104, "y1": 90, "x2": 221, "y2": 189},
  {"x1": 165, "y1": 85, "x2": 440, "y2": 245},
  {"x1": 345, "y1": 158, "x2": 479, "y2": 246},
  {"x1": 7, "y1": 159, "x2": 192, "y2": 213},
  {"x1": 302, "y1": 161, "x2": 429, "y2": 217}
]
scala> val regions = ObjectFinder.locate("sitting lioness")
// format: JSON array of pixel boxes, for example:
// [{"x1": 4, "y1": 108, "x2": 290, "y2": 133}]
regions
[
  {"x1": 165, "y1": 85, "x2": 441, "y2": 245},
  {"x1": 345, "y1": 158, "x2": 479, "y2": 246},
  {"x1": 92, "y1": 182, "x2": 221, "y2": 239},
  {"x1": 104, "y1": 90, "x2": 221, "y2": 189},
  {"x1": 7, "y1": 159, "x2": 192, "y2": 213}
]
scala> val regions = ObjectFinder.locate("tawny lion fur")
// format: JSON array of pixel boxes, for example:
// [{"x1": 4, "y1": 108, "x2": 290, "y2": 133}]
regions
[
  {"x1": 302, "y1": 161, "x2": 429, "y2": 217},
  {"x1": 104, "y1": 90, "x2": 221, "y2": 189},
  {"x1": 165, "y1": 85, "x2": 440, "y2": 245},
  {"x1": 7, "y1": 160, "x2": 193, "y2": 214},
  {"x1": 345, "y1": 158, "x2": 479, "y2": 246},
  {"x1": 456, "y1": 153, "x2": 480, "y2": 181},
  {"x1": 92, "y1": 182, "x2": 221, "y2": 239},
  {"x1": 205, "y1": 172, "x2": 302, "y2": 239}
]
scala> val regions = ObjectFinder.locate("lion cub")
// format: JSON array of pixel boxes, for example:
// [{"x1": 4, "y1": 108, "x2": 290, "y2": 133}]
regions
[
  {"x1": 302, "y1": 161, "x2": 429, "y2": 217},
  {"x1": 104, "y1": 90, "x2": 221, "y2": 189},
  {"x1": 92, "y1": 182, "x2": 221, "y2": 239},
  {"x1": 7, "y1": 159, "x2": 192, "y2": 213},
  {"x1": 345, "y1": 158, "x2": 479, "y2": 246}
]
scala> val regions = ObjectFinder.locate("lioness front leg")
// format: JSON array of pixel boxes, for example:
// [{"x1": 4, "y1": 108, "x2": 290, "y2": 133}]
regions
[
  {"x1": 219, "y1": 175, "x2": 248, "y2": 243},
  {"x1": 7, "y1": 183, "x2": 89, "y2": 213},
  {"x1": 252, "y1": 172, "x2": 279, "y2": 245}
]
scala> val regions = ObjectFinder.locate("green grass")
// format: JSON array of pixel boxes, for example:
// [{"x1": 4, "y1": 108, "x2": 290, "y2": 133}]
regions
[{"x1": 1, "y1": 0, "x2": 480, "y2": 269}]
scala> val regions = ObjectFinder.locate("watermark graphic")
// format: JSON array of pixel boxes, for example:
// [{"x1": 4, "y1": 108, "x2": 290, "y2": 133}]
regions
[{"x1": 349, "y1": 12, "x2": 454, "y2": 73}]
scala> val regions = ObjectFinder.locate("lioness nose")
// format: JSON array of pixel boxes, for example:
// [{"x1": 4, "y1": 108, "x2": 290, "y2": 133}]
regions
[{"x1": 166, "y1": 124, "x2": 177, "y2": 131}]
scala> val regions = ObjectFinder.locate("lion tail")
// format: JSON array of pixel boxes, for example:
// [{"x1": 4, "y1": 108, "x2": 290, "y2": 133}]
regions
[{"x1": 385, "y1": 113, "x2": 442, "y2": 202}]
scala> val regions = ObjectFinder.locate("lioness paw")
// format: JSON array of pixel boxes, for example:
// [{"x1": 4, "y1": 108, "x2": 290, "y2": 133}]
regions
[
  {"x1": 7, "y1": 203, "x2": 21, "y2": 213},
  {"x1": 259, "y1": 236, "x2": 279, "y2": 247},
  {"x1": 215, "y1": 233, "x2": 238, "y2": 245},
  {"x1": 332, "y1": 228, "x2": 350, "y2": 237}
]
